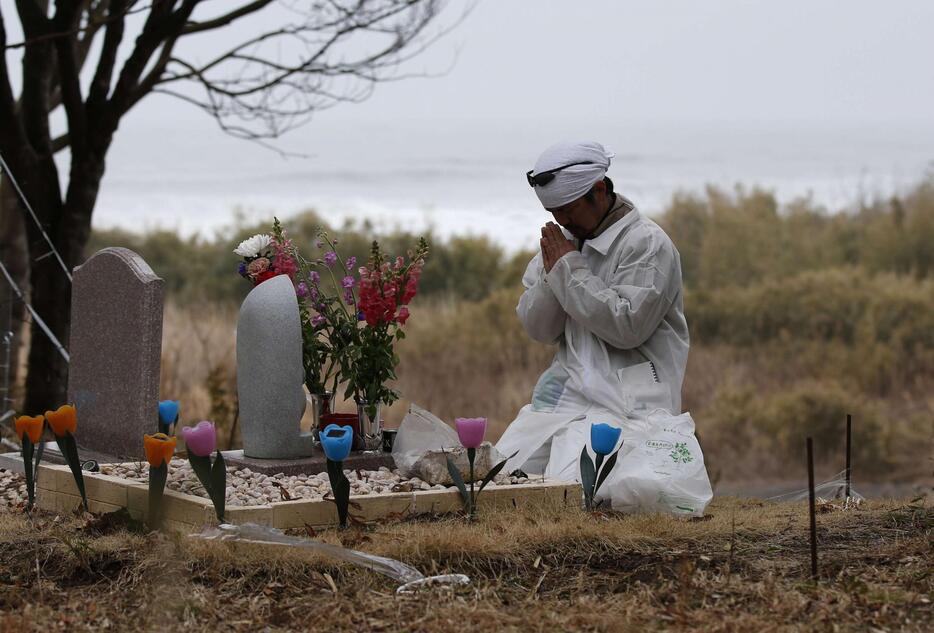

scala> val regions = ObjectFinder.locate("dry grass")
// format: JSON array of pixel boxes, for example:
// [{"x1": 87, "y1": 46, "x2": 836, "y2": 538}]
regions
[
  {"x1": 0, "y1": 496, "x2": 930, "y2": 631},
  {"x1": 158, "y1": 296, "x2": 933, "y2": 487}
]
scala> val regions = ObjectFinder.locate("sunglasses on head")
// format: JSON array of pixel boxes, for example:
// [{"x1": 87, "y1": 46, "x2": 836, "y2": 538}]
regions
[{"x1": 526, "y1": 161, "x2": 595, "y2": 187}]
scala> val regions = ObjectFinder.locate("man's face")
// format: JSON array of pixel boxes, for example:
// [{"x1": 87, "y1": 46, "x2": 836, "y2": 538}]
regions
[{"x1": 546, "y1": 183, "x2": 606, "y2": 239}]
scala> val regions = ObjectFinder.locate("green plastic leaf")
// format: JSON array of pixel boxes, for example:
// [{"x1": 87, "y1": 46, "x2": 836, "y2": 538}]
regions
[
  {"x1": 188, "y1": 453, "x2": 213, "y2": 497},
  {"x1": 579, "y1": 446, "x2": 596, "y2": 509},
  {"x1": 210, "y1": 451, "x2": 226, "y2": 522},
  {"x1": 445, "y1": 454, "x2": 470, "y2": 510},
  {"x1": 59, "y1": 433, "x2": 88, "y2": 511},
  {"x1": 33, "y1": 432, "x2": 45, "y2": 474},
  {"x1": 593, "y1": 447, "x2": 621, "y2": 497},
  {"x1": 477, "y1": 450, "x2": 519, "y2": 498}
]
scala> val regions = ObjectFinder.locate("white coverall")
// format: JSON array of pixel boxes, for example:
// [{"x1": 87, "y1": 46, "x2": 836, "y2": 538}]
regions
[{"x1": 496, "y1": 202, "x2": 692, "y2": 480}]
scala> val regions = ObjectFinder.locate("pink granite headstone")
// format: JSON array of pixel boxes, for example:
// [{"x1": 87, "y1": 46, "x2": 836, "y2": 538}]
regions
[{"x1": 67, "y1": 248, "x2": 164, "y2": 460}]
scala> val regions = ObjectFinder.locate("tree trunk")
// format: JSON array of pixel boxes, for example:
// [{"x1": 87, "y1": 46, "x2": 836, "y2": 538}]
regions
[
  {"x1": 21, "y1": 146, "x2": 105, "y2": 413},
  {"x1": 0, "y1": 174, "x2": 28, "y2": 399}
]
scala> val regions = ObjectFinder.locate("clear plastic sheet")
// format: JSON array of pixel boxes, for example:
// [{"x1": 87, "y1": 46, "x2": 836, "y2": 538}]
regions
[
  {"x1": 195, "y1": 522, "x2": 470, "y2": 594},
  {"x1": 765, "y1": 470, "x2": 863, "y2": 503}
]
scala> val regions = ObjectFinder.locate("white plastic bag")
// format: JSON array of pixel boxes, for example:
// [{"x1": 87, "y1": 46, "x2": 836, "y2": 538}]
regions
[
  {"x1": 602, "y1": 411, "x2": 712, "y2": 516},
  {"x1": 502, "y1": 407, "x2": 712, "y2": 517},
  {"x1": 392, "y1": 404, "x2": 460, "y2": 476}
]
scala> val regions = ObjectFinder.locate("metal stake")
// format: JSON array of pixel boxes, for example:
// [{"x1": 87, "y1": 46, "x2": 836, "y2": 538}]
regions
[
  {"x1": 845, "y1": 414, "x2": 852, "y2": 498},
  {"x1": 807, "y1": 437, "x2": 818, "y2": 580}
]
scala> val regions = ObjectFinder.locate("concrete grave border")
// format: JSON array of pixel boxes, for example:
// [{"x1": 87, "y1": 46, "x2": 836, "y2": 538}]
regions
[{"x1": 30, "y1": 461, "x2": 581, "y2": 532}]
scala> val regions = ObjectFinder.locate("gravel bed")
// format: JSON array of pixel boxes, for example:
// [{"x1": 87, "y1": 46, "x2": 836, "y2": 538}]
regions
[
  {"x1": 0, "y1": 469, "x2": 27, "y2": 507},
  {"x1": 1, "y1": 461, "x2": 537, "y2": 508},
  {"x1": 105, "y1": 459, "x2": 536, "y2": 507}
]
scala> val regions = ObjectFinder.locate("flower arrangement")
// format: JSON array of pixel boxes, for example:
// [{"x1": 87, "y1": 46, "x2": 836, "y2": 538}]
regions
[
  {"x1": 14, "y1": 404, "x2": 87, "y2": 512},
  {"x1": 580, "y1": 423, "x2": 623, "y2": 511},
  {"x1": 444, "y1": 417, "x2": 517, "y2": 520},
  {"x1": 346, "y1": 238, "x2": 428, "y2": 421},
  {"x1": 180, "y1": 421, "x2": 226, "y2": 523},
  {"x1": 233, "y1": 228, "x2": 296, "y2": 286},
  {"x1": 234, "y1": 218, "x2": 429, "y2": 446}
]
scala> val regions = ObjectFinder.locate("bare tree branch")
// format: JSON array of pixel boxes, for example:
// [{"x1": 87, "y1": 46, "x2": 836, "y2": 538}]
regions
[
  {"x1": 150, "y1": 0, "x2": 464, "y2": 140},
  {"x1": 181, "y1": 0, "x2": 276, "y2": 35},
  {"x1": 0, "y1": 8, "x2": 30, "y2": 159},
  {"x1": 86, "y1": 0, "x2": 127, "y2": 114},
  {"x1": 103, "y1": 0, "x2": 199, "y2": 126},
  {"x1": 51, "y1": 1, "x2": 89, "y2": 157},
  {"x1": 4, "y1": 1, "x2": 152, "y2": 49}
]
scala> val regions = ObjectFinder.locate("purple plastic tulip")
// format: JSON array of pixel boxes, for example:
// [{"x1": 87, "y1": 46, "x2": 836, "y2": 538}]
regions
[
  {"x1": 181, "y1": 420, "x2": 217, "y2": 457},
  {"x1": 455, "y1": 418, "x2": 487, "y2": 449}
]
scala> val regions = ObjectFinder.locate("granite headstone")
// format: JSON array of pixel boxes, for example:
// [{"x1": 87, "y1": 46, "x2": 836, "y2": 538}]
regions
[
  {"x1": 67, "y1": 248, "x2": 164, "y2": 460},
  {"x1": 237, "y1": 274, "x2": 314, "y2": 459}
]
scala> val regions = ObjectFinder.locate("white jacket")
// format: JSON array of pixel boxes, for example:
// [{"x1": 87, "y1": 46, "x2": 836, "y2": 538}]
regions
[{"x1": 516, "y1": 203, "x2": 689, "y2": 417}]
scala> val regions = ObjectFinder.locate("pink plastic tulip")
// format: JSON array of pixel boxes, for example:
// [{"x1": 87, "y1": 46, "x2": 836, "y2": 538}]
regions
[
  {"x1": 181, "y1": 420, "x2": 217, "y2": 457},
  {"x1": 455, "y1": 418, "x2": 487, "y2": 449}
]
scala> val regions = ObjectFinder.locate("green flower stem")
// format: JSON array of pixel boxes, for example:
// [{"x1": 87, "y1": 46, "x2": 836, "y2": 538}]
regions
[
  {"x1": 468, "y1": 447, "x2": 476, "y2": 520},
  {"x1": 22, "y1": 436, "x2": 35, "y2": 510},
  {"x1": 55, "y1": 432, "x2": 87, "y2": 511},
  {"x1": 326, "y1": 458, "x2": 351, "y2": 529},
  {"x1": 148, "y1": 462, "x2": 168, "y2": 529}
]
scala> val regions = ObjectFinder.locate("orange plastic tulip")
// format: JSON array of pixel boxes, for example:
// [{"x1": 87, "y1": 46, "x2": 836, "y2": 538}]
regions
[
  {"x1": 45, "y1": 404, "x2": 77, "y2": 437},
  {"x1": 14, "y1": 415, "x2": 44, "y2": 444},
  {"x1": 144, "y1": 433, "x2": 177, "y2": 468}
]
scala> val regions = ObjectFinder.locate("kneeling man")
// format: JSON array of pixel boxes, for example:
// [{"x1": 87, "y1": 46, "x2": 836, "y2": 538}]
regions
[{"x1": 497, "y1": 141, "x2": 689, "y2": 477}]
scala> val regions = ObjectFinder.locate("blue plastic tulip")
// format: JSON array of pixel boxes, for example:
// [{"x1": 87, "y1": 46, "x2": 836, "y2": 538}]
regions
[
  {"x1": 158, "y1": 400, "x2": 180, "y2": 434},
  {"x1": 321, "y1": 424, "x2": 353, "y2": 462},
  {"x1": 590, "y1": 423, "x2": 621, "y2": 456}
]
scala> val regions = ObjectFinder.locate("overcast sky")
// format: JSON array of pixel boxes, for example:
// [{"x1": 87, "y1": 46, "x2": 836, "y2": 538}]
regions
[{"x1": 6, "y1": 0, "x2": 931, "y2": 134}]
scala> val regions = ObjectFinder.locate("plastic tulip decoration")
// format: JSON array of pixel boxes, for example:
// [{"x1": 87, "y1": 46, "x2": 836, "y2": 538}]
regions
[
  {"x1": 45, "y1": 404, "x2": 88, "y2": 511},
  {"x1": 580, "y1": 423, "x2": 623, "y2": 510},
  {"x1": 181, "y1": 421, "x2": 226, "y2": 522},
  {"x1": 320, "y1": 424, "x2": 353, "y2": 528},
  {"x1": 158, "y1": 400, "x2": 180, "y2": 435},
  {"x1": 14, "y1": 415, "x2": 43, "y2": 509},
  {"x1": 445, "y1": 418, "x2": 517, "y2": 520},
  {"x1": 144, "y1": 433, "x2": 176, "y2": 529}
]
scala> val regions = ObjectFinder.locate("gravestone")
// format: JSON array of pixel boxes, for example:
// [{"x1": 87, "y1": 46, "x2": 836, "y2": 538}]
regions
[
  {"x1": 236, "y1": 274, "x2": 314, "y2": 459},
  {"x1": 67, "y1": 248, "x2": 164, "y2": 460}
]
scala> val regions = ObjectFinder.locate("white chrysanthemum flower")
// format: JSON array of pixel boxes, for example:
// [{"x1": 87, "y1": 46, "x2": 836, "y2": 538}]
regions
[{"x1": 233, "y1": 234, "x2": 273, "y2": 258}]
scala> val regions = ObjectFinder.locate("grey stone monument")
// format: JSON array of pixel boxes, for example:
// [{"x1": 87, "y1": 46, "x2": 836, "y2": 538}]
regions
[
  {"x1": 68, "y1": 248, "x2": 164, "y2": 460},
  {"x1": 236, "y1": 274, "x2": 314, "y2": 459}
]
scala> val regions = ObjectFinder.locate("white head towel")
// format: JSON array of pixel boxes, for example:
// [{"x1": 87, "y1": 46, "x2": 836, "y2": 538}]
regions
[{"x1": 530, "y1": 141, "x2": 615, "y2": 208}]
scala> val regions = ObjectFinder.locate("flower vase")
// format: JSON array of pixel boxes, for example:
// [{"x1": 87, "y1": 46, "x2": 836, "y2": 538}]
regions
[
  {"x1": 355, "y1": 398, "x2": 382, "y2": 451},
  {"x1": 308, "y1": 391, "x2": 332, "y2": 444}
]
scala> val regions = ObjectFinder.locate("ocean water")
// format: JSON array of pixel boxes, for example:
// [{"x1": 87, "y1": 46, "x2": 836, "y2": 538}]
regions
[{"x1": 92, "y1": 118, "x2": 934, "y2": 252}]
